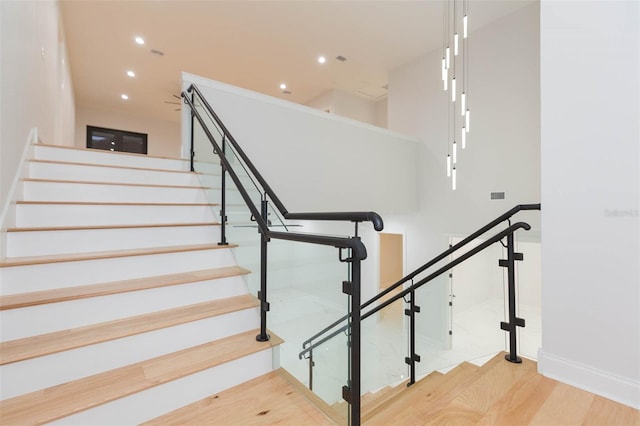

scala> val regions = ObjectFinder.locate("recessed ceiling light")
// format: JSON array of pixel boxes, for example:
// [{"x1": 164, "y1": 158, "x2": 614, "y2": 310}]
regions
[
  {"x1": 279, "y1": 83, "x2": 287, "y2": 90},
  {"x1": 135, "y1": 36, "x2": 145, "y2": 45},
  {"x1": 318, "y1": 56, "x2": 326, "y2": 64},
  {"x1": 126, "y1": 70, "x2": 135, "y2": 77},
  {"x1": 121, "y1": 94, "x2": 129, "y2": 100}
]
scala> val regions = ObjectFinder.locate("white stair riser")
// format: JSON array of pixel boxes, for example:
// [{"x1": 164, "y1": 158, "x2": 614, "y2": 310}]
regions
[
  {"x1": 0, "y1": 308, "x2": 260, "y2": 399},
  {"x1": 33, "y1": 145, "x2": 190, "y2": 172},
  {"x1": 0, "y1": 248, "x2": 237, "y2": 294},
  {"x1": 6, "y1": 225, "x2": 221, "y2": 257},
  {"x1": 23, "y1": 181, "x2": 209, "y2": 203},
  {"x1": 15, "y1": 204, "x2": 218, "y2": 227},
  {"x1": 48, "y1": 349, "x2": 276, "y2": 426},
  {"x1": 0, "y1": 276, "x2": 249, "y2": 340},
  {"x1": 28, "y1": 162, "x2": 200, "y2": 186}
]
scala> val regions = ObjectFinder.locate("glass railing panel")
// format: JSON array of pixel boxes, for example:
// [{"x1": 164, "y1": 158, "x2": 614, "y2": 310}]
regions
[
  {"x1": 360, "y1": 296, "x2": 409, "y2": 396},
  {"x1": 191, "y1": 96, "x2": 263, "y2": 216},
  {"x1": 307, "y1": 329, "x2": 350, "y2": 424},
  {"x1": 266, "y1": 238, "x2": 351, "y2": 409},
  {"x1": 414, "y1": 237, "x2": 508, "y2": 378},
  {"x1": 225, "y1": 201, "x2": 261, "y2": 295}
]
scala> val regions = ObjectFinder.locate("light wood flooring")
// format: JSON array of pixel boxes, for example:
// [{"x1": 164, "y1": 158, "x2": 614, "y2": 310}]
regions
[{"x1": 146, "y1": 353, "x2": 639, "y2": 425}]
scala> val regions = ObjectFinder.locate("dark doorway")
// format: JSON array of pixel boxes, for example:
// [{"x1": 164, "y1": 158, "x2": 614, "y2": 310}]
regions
[{"x1": 86, "y1": 126, "x2": 148, "y2": 154}]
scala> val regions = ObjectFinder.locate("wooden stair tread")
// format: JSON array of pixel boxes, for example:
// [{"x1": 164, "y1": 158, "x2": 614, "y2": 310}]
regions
[
  {"x1": 23, "y1": 177, "x2": 213, "y2": 190},
  {"x1": 0, "y1": 329, "x2": 283, "y2": 425},
  {"x1": 364, "y1": 362, "x2": 480, "y2": 425},
  {"x1": 7, "y1": 222, "x2": 221, "y2": 233},
  {"x1": 36, "y1": 143, "x2": 189, "y2": 162},
  {"x1": 0, "y1": 294, "x2": 259, "y2": 365},
  {"x1": 423, "y1": 354, "x2": 538, "y2": 425},
  {"x1": 0, "y1": 265, "x2": 250, "y2": 310},
  {"x1": 361, "y1": 380, "x2": 411, "y2": 415},
  {"x1": 276, "y1": 367, "x2": 344, "y2": 425},
  {"x1": 141, "y1": 369, "x2": 333, "y2": 426},
  {"x1": 0, "y1": 243, "x2": 236, "y2": 267},
  {"x1": 29, "y1": 158, "x2": 197, "y2": 175},
  {"x1": 365, "y1": 355, "x2": 640, "y2": 425}
]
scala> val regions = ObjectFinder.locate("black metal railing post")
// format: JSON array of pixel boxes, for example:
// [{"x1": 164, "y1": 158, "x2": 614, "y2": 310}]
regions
[
  {"x1": 308, "y1": 348, "x2": 314, "y2": 391},
  {"x1": 189, "y1": 92, "x2": 195, "y2": 172},
  {"x1": 350, "y1": 257, "x2": 362, "y2": 426},
  {"x1": 500, "y1": 231, "x2": 525, "y2": 363},
  {"x1": 404, "y1": 283, "x2": 420, "y2": 386},
  {"x1": 256, "y1": 198, "x2": 270, "y2": 342},
  {"x1": 218, "y1": 136, "x2": 229, "y2": 246}
]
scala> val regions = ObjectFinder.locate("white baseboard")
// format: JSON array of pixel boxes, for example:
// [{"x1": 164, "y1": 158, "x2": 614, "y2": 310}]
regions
[{"x1": 537, "y1": 348, "x2": 640, "y2": 409}]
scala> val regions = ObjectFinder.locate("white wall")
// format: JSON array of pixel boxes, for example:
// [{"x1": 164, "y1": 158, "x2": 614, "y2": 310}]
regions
[
  {"x1": 75, "y1": 106, "x2": 180, "y2": 158},
  {"x1": 0, "y1": 0, "x2": 75, "y2": 222},
  {"x1": 539, "y1": 0, "x2": 639, "y2": 408},
  {"x1": 305, "y1": 89, "x2": 384, "y2": 128},
  {"x1": 386, "y1": 4, "x2": 541, "y2": 345},
  {"x1": 183, "y1": 74, "x2": 419, "y2": 215}
]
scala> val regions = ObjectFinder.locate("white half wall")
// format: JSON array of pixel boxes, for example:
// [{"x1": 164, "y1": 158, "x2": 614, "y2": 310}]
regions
[
  {"x1": 75, "y1": 106, "x2": 180, "y2": 158},
  {"x1": 539, "y1": 0, "x2": 639, "y2": 408},
  {"x1": 182, "y1": 73, "x2": 419, "y2": 215},
  {"x1": 0, "y1": 0, "x2": 75, "y2": 220},
  {"x1": 305, "y1": 89, "x2": 384, "y2": 127}
]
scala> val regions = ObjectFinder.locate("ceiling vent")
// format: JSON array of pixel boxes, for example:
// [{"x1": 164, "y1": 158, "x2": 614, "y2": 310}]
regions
[
  {"x1": 336, "y1": 55, "x2": 347, "y2": 62},
  {"x1": 150, "y1": 49, "x2": 165, "y2": 56}
]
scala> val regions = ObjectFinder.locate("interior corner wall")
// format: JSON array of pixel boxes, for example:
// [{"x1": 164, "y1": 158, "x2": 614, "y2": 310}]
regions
[
  {"x1": 374, "y1": 97, "x2": 388, "y2": 129},
  {"x1": 387, "y1": 3, "x2": 541, "y2": 266},
  {"x1": 305, "y1": 89, "x2": 379, "y2": 127},
  {"x1": 539, "y1": 0, "x2": 639, "y2": 408},
  {"x1": 75, "y1": 106, "x2": 180, "y2": 158},
  {"x1": 0, "y1": 0, "x2": 75, "y2": 219},
  {"x1": 385, "y1": 4, "x2": 541, "y2": 345}
]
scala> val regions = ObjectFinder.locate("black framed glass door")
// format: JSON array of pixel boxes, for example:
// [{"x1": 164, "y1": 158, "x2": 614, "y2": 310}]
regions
[{"x1": 87, "y1": 126, "x2": 148, "y2": 154}]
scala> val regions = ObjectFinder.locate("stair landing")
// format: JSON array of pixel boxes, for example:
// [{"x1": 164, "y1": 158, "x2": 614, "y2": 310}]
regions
[{"x1": 142, "y1": 369, "x2": 333, "y2": 425}]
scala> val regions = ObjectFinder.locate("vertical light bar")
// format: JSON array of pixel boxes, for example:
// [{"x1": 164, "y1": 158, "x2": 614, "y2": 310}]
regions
[
  {"x1": 446, "y1": 47, "x2": 450, "y2": 69},
  {"x1": 447, "y1": 154, "x2": 452, "y2": 177},
  {"x1": 463, "y1": 15, "x2": 468, "y2": 38},
  {"x1": 452, "y1": 166, "x2": 457, "y2": 190},
  {"x1": 466, "y1": 109, "x2": 470, "y2": 132},
  {"x1": 462, "y1": 127, "x2": 466, "y2": 149},
  {"x1": 451, "y1": 78, "x2": 456, "y2": 102},
  {"x1": 452, "y1": 140, "x2": 457, "y2": 163},
  {"x1": 461, "y1": 92, "x2": 466, "y2": 115},
  {"x1": 444, "y1": 73, "x2": 448, "y2": 91},
  {"x1": 454, "y1": 33, "x2": 459, "y2": 56},
  {"x1": 442, "y1": 58, "x2": 446, "y2": 81}
]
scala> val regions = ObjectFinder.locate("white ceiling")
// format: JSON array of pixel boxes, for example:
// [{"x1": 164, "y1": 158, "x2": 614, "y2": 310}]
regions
[{"x1": 60, "y1": 0, "x2": 534, "y2": 123}]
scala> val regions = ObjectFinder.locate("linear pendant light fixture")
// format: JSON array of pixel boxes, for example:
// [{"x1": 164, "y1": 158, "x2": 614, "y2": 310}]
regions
[{"x1": 443, "y1": 0, "x2": 470, "y2": 190}]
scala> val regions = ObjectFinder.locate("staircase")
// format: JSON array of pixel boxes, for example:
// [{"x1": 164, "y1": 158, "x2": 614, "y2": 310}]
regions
[
  {"x1": 0, "y1": 144, "x2": 291, "y2": 424},
  {"x1": 2, "y1": 145, "x2": 637, "y2": 425},
  {"x1": 350, "y1": 353, "x2": 638, "y2": 425}
]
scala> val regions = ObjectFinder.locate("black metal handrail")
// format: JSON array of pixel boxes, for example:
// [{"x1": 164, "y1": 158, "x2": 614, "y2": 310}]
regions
[
  {"x1": 186, "y1": 84, "x2": 384, "y2": 231},
  {"x1": 301, "y1": 203, "x2": 540, "y2": 349},
  {"x1": 299, "y1": 221, "x2": 531, "y2": 359},
  {"x1": 182, "y1": 84, "x2": 383, "y2": 425}
]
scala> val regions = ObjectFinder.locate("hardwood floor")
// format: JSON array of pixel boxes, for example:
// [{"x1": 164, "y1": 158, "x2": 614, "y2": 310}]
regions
[
  {"x1": 142, "y1": 369, "x2": 334, "y2": 425},
  {"x1": 365, "y1": 353, "x2": 640, "y2": 426},
  {"x1": 141, "y1": 353, "x2": 640, "y2": 425}
]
